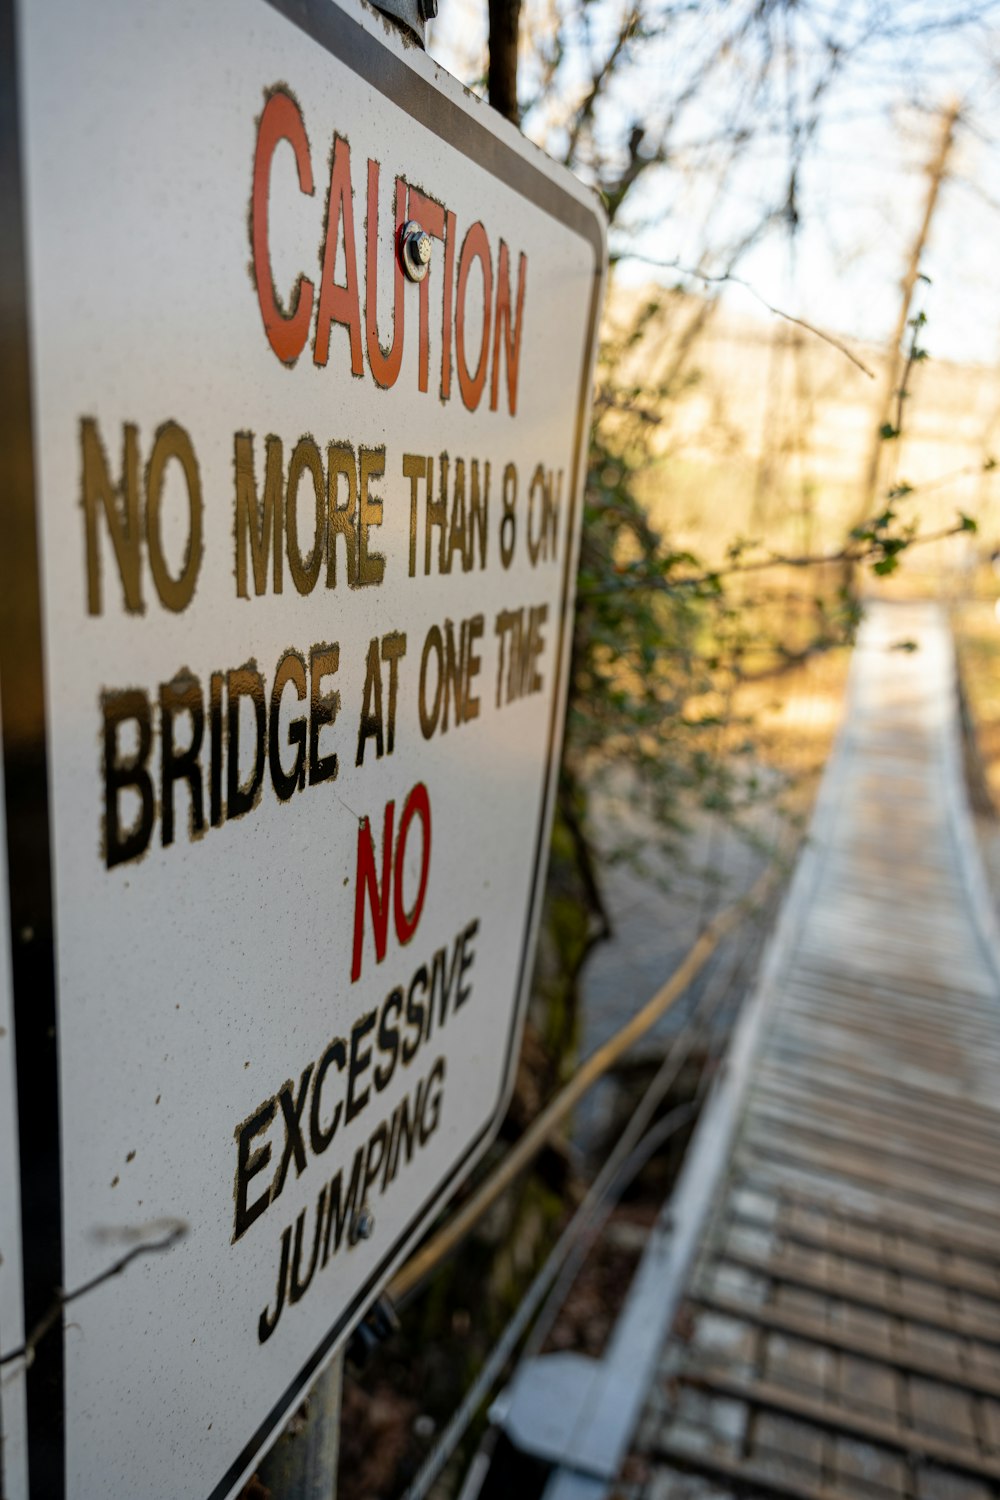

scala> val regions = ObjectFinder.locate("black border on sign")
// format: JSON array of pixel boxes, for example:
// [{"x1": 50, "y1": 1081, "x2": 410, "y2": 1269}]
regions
[
  {"x1": 0, "y1": 0, "x2": 604, "y2": 1496},
  {"x1": 0, "y1": 1, "x2": 67, "y2": 1497}
]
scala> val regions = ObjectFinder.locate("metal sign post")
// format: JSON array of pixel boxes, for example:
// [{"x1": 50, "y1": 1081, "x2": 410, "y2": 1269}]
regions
[
  {"x1": 0, "y1": 2, "x2": 605, "y2": 1496},
  {"x1": 255, "y1": 1353, "x2": 344, "y2": 1499}
]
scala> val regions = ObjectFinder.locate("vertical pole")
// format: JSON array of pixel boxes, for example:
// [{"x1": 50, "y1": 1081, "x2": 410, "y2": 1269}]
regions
[
  {"x1": 855, "y1": 101, "x2": 959, "y2": 527},
  {"x1": 487, "y1": 0, "x2": 522, "y2": 124},
  {"x1": 256, "y1": 1353, "x2": 343, "y2": 1500}
]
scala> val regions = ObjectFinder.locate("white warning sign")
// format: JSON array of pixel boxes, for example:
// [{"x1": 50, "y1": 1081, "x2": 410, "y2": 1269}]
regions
[{"x1": 0, "y1": 0, "x2": 605, "y2": 1495}]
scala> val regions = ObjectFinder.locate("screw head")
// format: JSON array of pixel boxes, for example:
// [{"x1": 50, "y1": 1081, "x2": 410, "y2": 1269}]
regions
[
  {"x1": 351, "y1": 1205, "x2": 375, "y2": 1244},
  {"x1": 401, "y1": 221, "x2": 432, "y2": 283}
]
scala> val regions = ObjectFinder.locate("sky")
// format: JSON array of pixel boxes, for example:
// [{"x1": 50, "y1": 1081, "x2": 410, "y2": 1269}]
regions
[{"x1": 429, "y1": 0, "x2": 1000, "y2": 368}]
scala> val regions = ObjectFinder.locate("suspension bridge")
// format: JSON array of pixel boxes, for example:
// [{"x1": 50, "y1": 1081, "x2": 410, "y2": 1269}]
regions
[{"x1": 492, "y1": 599, "x2": 1000, "y2": 1500}]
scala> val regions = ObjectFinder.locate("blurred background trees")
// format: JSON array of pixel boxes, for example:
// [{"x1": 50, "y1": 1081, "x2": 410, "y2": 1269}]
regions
[{"x1": 425, "y1": 0, "x2": 1000, "y2": 940}]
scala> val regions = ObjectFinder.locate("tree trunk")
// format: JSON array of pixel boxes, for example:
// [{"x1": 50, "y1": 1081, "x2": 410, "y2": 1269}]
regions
[{"x1": 488, "y1": 0, "x2": 521, "y2": 124}]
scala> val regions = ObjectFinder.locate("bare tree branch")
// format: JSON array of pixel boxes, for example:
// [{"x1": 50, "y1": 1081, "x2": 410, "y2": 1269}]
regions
[
  {"x1": 577, "y1": 522, "x2": 971, "y2": 603},
  {"x1": 563, "y1": 3, "x2": 640, "y2": 166},
  {"x1": 617, "y1": 250, "x2": 877, "y2": 378}
]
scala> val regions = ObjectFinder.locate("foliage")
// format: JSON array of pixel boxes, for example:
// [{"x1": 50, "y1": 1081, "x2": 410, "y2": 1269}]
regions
[
  {"x1": 559, "y1": 303, "x2": 947, "y2": 918},
  {"x1": 483, "y1": 0, "x2": 1000, "y2": 922}
]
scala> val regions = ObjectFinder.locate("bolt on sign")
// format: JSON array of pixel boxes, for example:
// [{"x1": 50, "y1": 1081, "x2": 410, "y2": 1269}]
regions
[{"x1": 0, "y1": 0, "x2": 605, "y2": 1496}]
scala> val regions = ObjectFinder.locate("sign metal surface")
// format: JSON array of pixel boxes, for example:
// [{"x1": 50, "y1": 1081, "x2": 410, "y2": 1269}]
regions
[{"x1": 0, "y1": 2, "x2": 605, "y2": 1495}]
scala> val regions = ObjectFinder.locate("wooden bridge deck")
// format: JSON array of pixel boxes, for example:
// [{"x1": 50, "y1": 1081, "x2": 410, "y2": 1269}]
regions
[
  {"x1": 495, "y1": 600, "x2": 1000, "y2": 1500},
  {"x1": 620, "y1": 601, "x2": 1000, "y2": 1500}
]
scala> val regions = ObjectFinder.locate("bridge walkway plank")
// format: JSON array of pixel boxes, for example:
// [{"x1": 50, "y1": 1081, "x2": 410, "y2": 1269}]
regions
[{"x1": 625, "y1": 602, "x2": 1000, "y2": 1500}]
